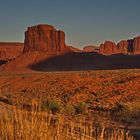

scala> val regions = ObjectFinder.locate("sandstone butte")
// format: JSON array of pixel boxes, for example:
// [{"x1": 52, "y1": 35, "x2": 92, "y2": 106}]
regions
[
  {"x1": 99, "y1": 36, "x2": 140, "y2": 55},
  {"x1": 23, "y1": 24, "x2": 73, "y2": 53},
  {"x1": 0, "y1": 24, "x2": 81, "y2": 71}
]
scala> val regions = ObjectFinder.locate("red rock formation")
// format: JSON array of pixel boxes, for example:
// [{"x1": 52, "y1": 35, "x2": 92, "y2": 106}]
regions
[
  {"x1": 99, "y1": 41, "x2": 117, "y2": 55},
  {"x1": 23, "y1": 24, "x2": 70, "y2": 53},
  {"x1": 0, "y1": 42, "x2": 23, "y2": 60},
  {"x1": 133, "y1": 36, "x2": 140, "y2": 54},
  {"x1": 99, "y1": 36, "x2": 140, "y2": 55},
  {"x1": 99, "y1": 44, "x2": 104, "y2": 54},
  {"x1": 117, "y1": 39, "x2": 138, "y2": 55},
  {"x1": 117, "y1": 40, "x2": 128, "y2": 54}
]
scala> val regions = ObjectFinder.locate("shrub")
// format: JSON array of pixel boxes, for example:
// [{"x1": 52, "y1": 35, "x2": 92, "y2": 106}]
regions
[
  {"x1": 42, "y1": 99, "x2": 62, "y2": 114},
  {"x1": 64, "y1": 104, "x2": 75, "y2": 115},
  {"x1": 75, "y1": 102, "x2": 88, "y2": 114},
  {"x1": 111, "y1": 101, "x2": 140, "y2": 122}
]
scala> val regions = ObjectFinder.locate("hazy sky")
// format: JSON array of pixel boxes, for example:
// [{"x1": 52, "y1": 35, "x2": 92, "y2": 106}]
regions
[{"x1": 0, "y1": 0, "x2": 140, "y2": 48}]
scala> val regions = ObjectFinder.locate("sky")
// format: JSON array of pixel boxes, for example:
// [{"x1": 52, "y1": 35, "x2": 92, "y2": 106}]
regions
[{"x1": 0, "y1": 0, "x2": 140, "y2": 48}]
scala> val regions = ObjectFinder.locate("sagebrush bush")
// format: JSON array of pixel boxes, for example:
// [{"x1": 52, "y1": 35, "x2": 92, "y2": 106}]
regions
[
  {"x1": 75, "y1": 102, "x2": 88, "y2": 114},
  {"x1": 42, "y1": 99, "x2": 62, "y2": 114},
  {"x1": 112, "y1": 101, "x2": 140, "y2": 122},
  {"x1": 64, "y1": 104, "x2": 75, "y2": 115}
]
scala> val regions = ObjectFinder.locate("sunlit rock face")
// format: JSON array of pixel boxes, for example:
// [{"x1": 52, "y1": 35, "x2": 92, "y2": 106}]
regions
[
  {"x1": 99, "y1": 41, "x2": 117, "y2": 55},
  {"x1": 99, "y1": 36, "x2": 140, "y2": 55},
  {"x1": 23, "y1": 24, "x2": 70, "y2": 53},
  {"x1": 133, "y1": 36, "x2": 140, "y2": 54},
  {"x1": 117, "y1": 40, "x2": 128, "y2": 54}
]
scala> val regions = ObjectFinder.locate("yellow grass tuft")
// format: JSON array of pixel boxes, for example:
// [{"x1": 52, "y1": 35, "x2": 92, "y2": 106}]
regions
[{"x1": 0, "y1": 106, "x2": 135, "y2": 140}]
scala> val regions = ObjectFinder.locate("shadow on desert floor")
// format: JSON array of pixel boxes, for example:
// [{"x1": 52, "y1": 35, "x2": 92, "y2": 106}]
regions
[{"x1": 29, "y1": 52, "x2": 140, "y2": 72}]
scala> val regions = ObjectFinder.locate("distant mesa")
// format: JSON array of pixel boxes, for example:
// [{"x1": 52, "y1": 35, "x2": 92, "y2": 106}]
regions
[
  {"x1": 99, "y1": 36, "x2": 140, "y2": 55},
  {"x1": 83, "y1": 45, "x2": 99, "y2": 53},
  {"x1": 67, "y1": 46, "x2": 82, "y2": 52},
  {"x1": 0, "y1": 42, "x2": 23, "y2": 60},
  {"x1": 23, "y1": 24, "x2": 72, "y2": 53}
]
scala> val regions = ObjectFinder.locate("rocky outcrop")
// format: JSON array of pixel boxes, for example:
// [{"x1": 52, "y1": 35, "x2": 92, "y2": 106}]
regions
[
  {"x1": 117, "y1": 40, "x2": 128, "y2": 54},
  {"x1": 23, "y1": 24, "x2": 70, "y2": 53},
  {"x1": 99, "y1": 36, "x2": 140, "y2": 55},
  {"x1": 83, "y1": 45, "x2": 99, "y2": 52},
  {"x1": 99, "y1": 41, "x2": 117, "y2": 55},
  {"x1": 0, "y1": 42, "x2": 23, "y2": 60},
  {"x1": 133, "y1": 36, "x2": 140, "y2": 54}
]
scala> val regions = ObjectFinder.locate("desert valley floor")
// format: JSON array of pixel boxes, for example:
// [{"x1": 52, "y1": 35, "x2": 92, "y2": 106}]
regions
[{"x1": 0, "y1": 69, "x2": 140, "y2": 138}]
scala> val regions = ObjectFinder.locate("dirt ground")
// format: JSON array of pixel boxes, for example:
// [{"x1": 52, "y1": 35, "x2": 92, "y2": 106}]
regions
[
  {"x1": 0, "y1": 70, "x2": 139, "y2": 117},
  {"x1": 0, "y1": 69, "x2": 140, "y2": 138}
]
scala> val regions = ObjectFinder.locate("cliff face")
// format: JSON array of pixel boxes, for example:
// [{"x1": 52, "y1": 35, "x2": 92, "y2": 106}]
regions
[
  {"x1": 99, "y1": 36, "x2": 140, "y2": 55},
  {"x1": 117, "y1": 40, "x2": 128, "y2": 54},
  {"x1": 133, "y1": 36, "x2": 140, "y2": 54},
  {"x1": 23, "y1": 24, "x2": 70, "y2": 53},
  {"x1": 99, "y1": 41, "x2": 117, "y2": 55}
]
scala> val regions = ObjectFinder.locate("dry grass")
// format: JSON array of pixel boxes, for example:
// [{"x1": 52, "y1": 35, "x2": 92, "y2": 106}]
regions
[
  {"x1": 0, "y1": 105, "x2": 135, "y2": 140},
  {"x1": 112, "y1": 101, "x2": 140, "y2": 123}
]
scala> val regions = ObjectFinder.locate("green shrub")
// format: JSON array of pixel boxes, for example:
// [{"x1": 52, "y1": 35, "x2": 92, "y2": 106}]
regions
[
  {"x1": 64, "y1": 104, "x2": 75, "y2": 115},
  {"x1": 75, "y1": 102, "x2": 88, "y2": 114},
  {"x1": 112, "y1": 102, "x2": 140, "y2": 122},
  {"x1": 42, "y1": 99, "x2": 62, "y2": 114}
]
